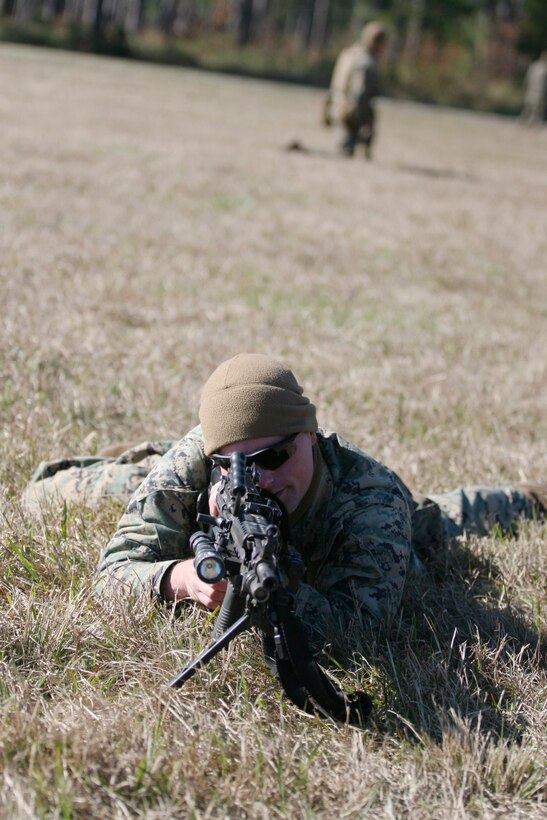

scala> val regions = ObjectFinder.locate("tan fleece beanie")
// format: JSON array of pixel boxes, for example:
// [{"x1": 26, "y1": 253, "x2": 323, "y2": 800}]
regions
[{"x1": 199, "y1": 353, "x2": 318, "y2": 455}]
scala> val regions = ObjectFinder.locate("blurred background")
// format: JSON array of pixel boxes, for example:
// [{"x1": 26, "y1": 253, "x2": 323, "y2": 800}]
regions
[{"x1": 1, "y1": 0, "x2": 546, "y2": 115}]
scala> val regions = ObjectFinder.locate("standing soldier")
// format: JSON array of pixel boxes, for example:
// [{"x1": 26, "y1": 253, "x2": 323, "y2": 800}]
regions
[
  {"x1": 521, "y1": 51, "x2": 547, "y2": 125},
  {"x1": 323, "y1": 22, "x2": 387, "y2": 158}
]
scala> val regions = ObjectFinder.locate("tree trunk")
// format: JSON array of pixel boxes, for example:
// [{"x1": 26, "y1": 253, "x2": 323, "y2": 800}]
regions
[
  {"x1": 403, "y1": 0, "x2": 425, "y2": 62},
  {"x1": 237, "y1": 0, "x2": 254, "y2": 45},
  {"x1": 64, "y1": 0, "x2": 80, "y2": 24},
  {"x1": 310, "y1": 0, "x2": 330, "y2": 48},
  {"x1": 41, "y1": 0, "x2": 58, "y2": 23},
  {"x1": 14, "y1": 0, "x2": 37, "y2": 23},
  {"x1": 81, "y1": 0, "x2": 96, "y2": 26},
  {"x1": 158, "y1": 0, "x2": 178, "y2": 36},
  {"x1": 294, "y1": 0, "x2": 315, "y2": 50},
  {"x1": 94, "y1": 0, "x2": 105, "y2": 36},
  {"x1": 1, "y1": 0, "x2": 16, "y2": 15},
  {"x1": 124, "y1": 0, "x2": 143, "y2": 33}
]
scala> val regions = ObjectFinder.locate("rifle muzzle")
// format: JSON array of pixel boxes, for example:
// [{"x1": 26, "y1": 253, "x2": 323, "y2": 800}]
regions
[{"x1": 245, "y1": 560, "x2": 278, "y2": 602}]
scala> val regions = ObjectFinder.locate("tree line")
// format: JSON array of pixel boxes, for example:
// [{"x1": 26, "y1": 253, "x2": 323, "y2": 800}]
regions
[{"x1": 1, "y1": 0, "x2": 546, "y2": 98}]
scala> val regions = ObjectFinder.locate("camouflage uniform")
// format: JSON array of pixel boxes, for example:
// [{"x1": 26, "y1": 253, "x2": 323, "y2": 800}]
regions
[
  {"x1": 521, "y1": 54, "x2": 547, "y2": 125},
  {"x1": 424, "y1": 487, "x2": 536, "y2": 539},
  {"x1": 22, "y1": 441, "x2": 174, "y2": 515},
  {"x1": 325, "y1": 42, "x2": 382, "y2": 157},
  {"x1": 92, "y1": 428, "x2": 412, "y2": 639},
  {"x1": 22, "y1": 428, "x2": 539, "y2": 643}
]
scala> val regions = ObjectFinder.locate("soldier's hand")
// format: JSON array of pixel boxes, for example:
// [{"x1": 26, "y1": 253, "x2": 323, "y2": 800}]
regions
[
  {"x1": 208, "y1": 479, "x2": 222, "y2": 517},
  {"x1": 162, "y1": 559, "x2": 227, "y2": 608}
]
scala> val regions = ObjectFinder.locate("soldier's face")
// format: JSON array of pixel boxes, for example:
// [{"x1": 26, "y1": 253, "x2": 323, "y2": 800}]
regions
[
  {"x1": 217, "y1": 431, "x2": 317, "y2": 514},
  {"x1": 373, "y1": 39, "x2": 386, "y2": 59}
]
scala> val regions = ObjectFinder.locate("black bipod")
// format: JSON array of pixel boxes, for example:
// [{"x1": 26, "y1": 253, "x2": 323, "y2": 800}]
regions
[
  {"x1": 167, "y1": 592, "x2": 372, "y2": 727},
  {"x1": 166, "y1": 611, "x2": 251, "y2": 689}
]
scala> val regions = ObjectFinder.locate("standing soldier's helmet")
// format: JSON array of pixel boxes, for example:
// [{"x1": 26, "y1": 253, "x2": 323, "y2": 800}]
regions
[{"x1": 361, "y1": 21, "x2": 387, "y2": 53}]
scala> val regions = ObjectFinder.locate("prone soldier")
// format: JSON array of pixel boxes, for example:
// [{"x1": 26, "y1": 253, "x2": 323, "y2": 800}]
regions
[{"x1": 23, "y1": 353, "x2": 545, "y2": 655}]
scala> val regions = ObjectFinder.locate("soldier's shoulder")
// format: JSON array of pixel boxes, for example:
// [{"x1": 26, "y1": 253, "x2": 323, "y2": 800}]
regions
[
  {"x1": 133, "y1": 425, "x2": 208, "y2": 496},
  {"x1": 317, "y1": 429, "x2": 384, "y2": 479},
  {"x1": 317, "y1": 429, "x2": 411, "y2": 503}
]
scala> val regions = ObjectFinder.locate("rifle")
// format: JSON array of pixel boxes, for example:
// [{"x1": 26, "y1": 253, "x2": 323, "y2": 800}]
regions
[{"x1": 167, "y1": 451, "x2": 372, "y2": 725}]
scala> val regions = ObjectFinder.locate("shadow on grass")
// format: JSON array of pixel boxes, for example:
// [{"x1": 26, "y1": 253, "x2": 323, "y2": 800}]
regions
[
  {"x1": 180, "y1": 523, "x2": 544, "y2": 744},
  {"x1": 345, "y1": 533, "x2": 545, "y2": 745},
  {"x1": 396, "y1": 163, "x2": 479, "y2": 182},
  {"x1": 283, "y1": 143, "x2": 480, "y2": 182}
]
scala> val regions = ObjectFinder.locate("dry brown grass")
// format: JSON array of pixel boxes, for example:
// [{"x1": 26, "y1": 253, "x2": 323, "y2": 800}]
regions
[{"x1": 0, "y1": 44, "x2": 546, "y2": 818}]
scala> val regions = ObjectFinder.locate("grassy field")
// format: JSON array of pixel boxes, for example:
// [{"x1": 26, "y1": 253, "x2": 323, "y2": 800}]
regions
[{"x1": 1, "y1": 43, "x2": 546, "y2": 818}]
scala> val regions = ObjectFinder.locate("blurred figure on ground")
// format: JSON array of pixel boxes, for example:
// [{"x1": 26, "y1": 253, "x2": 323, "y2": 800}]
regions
[
  {"x1": 323, "y1": 22, "x2": 387, "y2": 159},
  {"x1": 521, "y1": 51, "x2": 547, "y2": 125}
]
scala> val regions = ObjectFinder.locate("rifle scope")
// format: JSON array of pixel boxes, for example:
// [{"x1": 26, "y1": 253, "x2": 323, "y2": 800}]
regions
[{"x1": 190, "y1": 531, "x2": 225, "y2": 584}]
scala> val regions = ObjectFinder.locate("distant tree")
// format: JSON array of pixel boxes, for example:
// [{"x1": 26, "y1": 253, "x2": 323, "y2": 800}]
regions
[
  {"x1": 123, "y1": 0, "x2": 144, "y2": 34},
  {"x1": 158, "y1": 0, "x2": 177, "y2": 36},
  {"x1": 369, "y1": 0, "x2": 476, "y2": 62},
  {"x1": 212, "y1": 0, "x2": 230, "y2": 30},
  {"x1": 14, "y1": 0, "x2": 38, "y2": 22},
  {"x1": 518, "y1": 0, "x2": 547, "y2": 56},
  {"x1": 94, "y1": 0, "x2": 104, "y2": 36},
  {"x1": 416, "y1": 0, "x2": 476, "y2": 44},
  {"x1": 309, "y1": 0, "x2": 331, "y2": 47},
  {"x1": 330, "y1": 0, "x2": 358, "y2": 36},
  {"x1": 403, "y1": 0, "x2": 425, "y2": 59},
  {"x1": 1, "y1": 0, "x2": 17, "y2": 14},
  {"x1": 237, "y1": 0, "x2": 253, "y2": 44}
]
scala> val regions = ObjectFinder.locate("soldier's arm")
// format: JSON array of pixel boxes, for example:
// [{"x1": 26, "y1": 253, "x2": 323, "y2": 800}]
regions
[
  {"x1": 94, "y1": 427, "x2": 209, "y2": 599},
  {"x1": 294, "y1": 482, "x2": 412, "y2": 650}
]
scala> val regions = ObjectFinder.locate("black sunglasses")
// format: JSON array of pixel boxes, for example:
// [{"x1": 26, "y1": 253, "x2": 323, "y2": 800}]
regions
[{"x1": 211, "y1": 433, "x2": 299, "y2": 471}]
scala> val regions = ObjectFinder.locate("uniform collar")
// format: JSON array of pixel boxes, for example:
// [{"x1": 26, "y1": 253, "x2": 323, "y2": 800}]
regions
[
  {"x1": 288, "y1": 442, "x2": 323, "y2": 526},
  {"x1": 287, "y1": 443, "x2": 334, "y2": 561}
]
